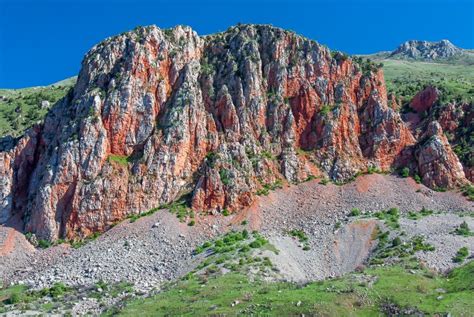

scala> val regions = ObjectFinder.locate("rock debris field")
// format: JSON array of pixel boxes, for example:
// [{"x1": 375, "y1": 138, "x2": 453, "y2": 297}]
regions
[{"x1": 0, "y1": 174, "x2": 473, "y2": 314}]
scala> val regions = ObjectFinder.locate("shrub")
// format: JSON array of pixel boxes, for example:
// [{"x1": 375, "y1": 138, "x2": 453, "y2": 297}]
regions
[
  {"x1": 239, "y1": 245, "x2": 250, "y2": 253},
  {"x1": 188, "y1": 220, "x2": 195, "y2": 226},
  {"x1": 107, "y1": 154, "x2": 131, "y2": 166},
  {"x1": 205, "y1": 151, "x2": 217, "y2": 168},
  {"x1": 414, "y1": 174, "x2": 421, "y2": 183},
  {"x1": 261, "y1": 151, "x2": 275, "y2": 160},
  {"x1": 5, "y1": 292, "x2": 22, "y2": 304},
  {"x1": 319, "y1": 178, "x2": 329, "y2": 185},
  {"x1": 43, "y1": 282, "x2": 70, "y2": 298},
  {"x1": 454, "y1": 221, "x2": 472, "y2": 236},
  {"x1": 350, "y1": 208, "x2": 361, "y2": 216},
  {"x1": 320, "y1": 104, "x2": 332, "y2": 116},
  {"x1": 392, "y1": 237, "x2": 402, "y2": 247},
  {"x1": 219, "y1": 169, "x2": 231, "y2": 186},
  {"x1": 289, "y1": 229, "x2": 308, "y2": 242},
  {"x1": 249, "y1": 240, "x2": 262, "y2": 248},
  {"x1": 37, "y1": 239, "x2": 52, "y2": 249},
  {"x1": 461, "y1": 184, "x2": 474, "y2": 201},
  {"x1": 367, "y1": 166, "x2": 380, "y2": 174},
  {"x1": 401, "y1": 167, "x2": 410, "y2": 178},
  {"x1": 374, "y1": 208, "x2": 400, "y2": 229},
  {"x1": 388, "y1": 208, "x2": 399, "y2": 216},
  {"x1": 453, "y1": 247, "x2": 469, "y2": 263}
]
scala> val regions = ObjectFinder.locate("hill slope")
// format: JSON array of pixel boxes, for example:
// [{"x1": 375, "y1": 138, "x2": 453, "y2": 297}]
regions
[{"x1": 0, "y1": 77, "x2": 76, "y2": 137}]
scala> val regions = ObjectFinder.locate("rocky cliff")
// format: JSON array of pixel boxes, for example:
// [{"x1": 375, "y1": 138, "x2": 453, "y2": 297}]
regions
[{"x1": 0, "y1": 24, "x2": 470, "y2": 241}]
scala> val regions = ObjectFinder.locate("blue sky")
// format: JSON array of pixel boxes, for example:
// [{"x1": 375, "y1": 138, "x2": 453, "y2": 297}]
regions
[{"x1": 0, "y1": 0, "x2": 473, "y2": 88}]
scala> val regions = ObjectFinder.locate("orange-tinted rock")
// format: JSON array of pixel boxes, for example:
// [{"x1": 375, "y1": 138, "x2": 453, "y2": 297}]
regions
[
  {"x1": 0, "y1": 24, "x2": 470, "y2": 241},
  {"x1": 0, "y1": 127, "x2": 41, "y2": 223},
  {"x1": 416, "y1": 121, "x2": 467, "y2": 188},
  {"x1": 436, "y1": 102, "x2": 473, "y2": 182},
  {"x1": 409, "y1": 86, "x2": 439, "y2": 113}
]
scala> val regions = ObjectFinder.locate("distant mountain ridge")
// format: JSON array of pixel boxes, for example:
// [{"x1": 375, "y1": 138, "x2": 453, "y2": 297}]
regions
[
  {"x1": 364, "y1": 39, "x2": 474, "y2": 65},
  {"x1": 390, "y1": 39, "x2": 462, "y2": 60}
]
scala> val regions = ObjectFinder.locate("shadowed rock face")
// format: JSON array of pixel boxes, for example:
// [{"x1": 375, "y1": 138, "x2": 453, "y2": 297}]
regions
[{"x1": 0, "y1": 24, "x2": 469, "y2": 240}]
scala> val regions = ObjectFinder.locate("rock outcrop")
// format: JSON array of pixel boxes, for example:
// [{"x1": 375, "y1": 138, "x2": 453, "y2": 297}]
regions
[
  {"x1": 416, "y1": 121, "x2": 467, "y2": 188},
  {"x1": 389, "y1": 40, "x2": 463, "y2": 60},
  {"x1": 0, "y1": 24, "x2": 470, "y2": 241},
  {"x1": 409, "y1": 86, "x2": 439, "y2": 113},
  {"x1": 437, "y1": 102, "x2": 473, "y2": 182}
]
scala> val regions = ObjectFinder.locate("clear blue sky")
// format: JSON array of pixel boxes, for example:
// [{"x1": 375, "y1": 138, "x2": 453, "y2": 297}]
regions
[{"x1": 0, "y1": 0, "x2": 473, "y2": 88}]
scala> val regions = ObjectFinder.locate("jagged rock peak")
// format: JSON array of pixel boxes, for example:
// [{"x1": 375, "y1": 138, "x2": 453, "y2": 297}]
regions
[{"x1": 390, "y1": 39, "x2": 463, "y2": 60}]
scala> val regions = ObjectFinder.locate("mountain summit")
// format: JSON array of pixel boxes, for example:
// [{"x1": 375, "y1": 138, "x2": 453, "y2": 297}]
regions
[{"x1": 389, "y1": 39, "x2": 463, "y2": 60}]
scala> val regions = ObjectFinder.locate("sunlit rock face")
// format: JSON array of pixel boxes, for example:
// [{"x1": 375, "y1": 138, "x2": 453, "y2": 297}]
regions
[{"x1": 0, "y1": 25, "x2": 468, "y2": 241}]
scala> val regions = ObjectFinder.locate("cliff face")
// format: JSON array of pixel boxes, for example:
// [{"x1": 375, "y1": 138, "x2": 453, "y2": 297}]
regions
[{"x1": 0, "y1": 25, "x2": 469, "y2": 241}]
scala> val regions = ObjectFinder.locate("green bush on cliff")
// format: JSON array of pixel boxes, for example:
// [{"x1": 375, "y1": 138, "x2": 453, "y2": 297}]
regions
[{"x1": 401, "y1": 167, "x2": 410, "y2": 178}]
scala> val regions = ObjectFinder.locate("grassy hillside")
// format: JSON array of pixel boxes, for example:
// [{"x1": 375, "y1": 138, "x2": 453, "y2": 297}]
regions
[
  {"x1": 0, "y1": 77, "x2": 76, "y2": 138},
  {"x1": 380, "y1": 59, "x2": 474, "y2": 105},
  {"x1": 109, "y1": 261, "x2": 474, "y2": 316}
]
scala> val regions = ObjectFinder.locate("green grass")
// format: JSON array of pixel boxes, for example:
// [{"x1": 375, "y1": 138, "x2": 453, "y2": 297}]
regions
[
  {"x1": 382, "y1": 59, "x2": 474, "y2": 105},
  {"x1": 288, "y1": 229, "x2": 308, "y2": 242},
  {"x1": 453, "y1": 221, "x2": 473, "y2": 237},
  {"x1": 288, "y1": 229, "x2": 310, "y2": 250},
  {"x1": 370, "y1": 228, "x2": 435, "y2": 265},
  {"x1": 350, "y1": 208, "x2": 361, "y2": 216},
  {"x1": 107, "y1": 261, "x2": 474, "y2": 316},
  {"x1": 374, "y1": 208, "x2": 400, "y2": 229},
  {"x1": 319, "y1": 178, "x2": 330, "y2": 185},
  {"x1": 127, "y1": 206, "x2": 161, "y2": 223},
  {"x1": 407, "y1": 207, "x2": 434, "y2": 220},
  {"x1": 70, "y1": 231, "x2": 102, "y2": 249},
  {"x1": 107, "y1": 154, "x2": 132, "y2": 166},
  {"x1": 256, "y1": 179, "x2": 283, "y2": 196},
  {"x1": 0, "y1": 280, "x2": 133, "y2": 314},
  {"x1": 0, "y1": 78, "x2": 75, "y2": 137},
  {"x1": 461, "y1": 184, "x2": 474, "y2": 201},
  {"x1": 452, "y1": 247, "x2": 469, "y2": 263}
]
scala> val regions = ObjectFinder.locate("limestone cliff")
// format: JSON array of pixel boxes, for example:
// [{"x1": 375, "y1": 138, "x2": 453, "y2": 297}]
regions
[{"x1": 0, "y1": 25, "x2": 469, "y2": 241}]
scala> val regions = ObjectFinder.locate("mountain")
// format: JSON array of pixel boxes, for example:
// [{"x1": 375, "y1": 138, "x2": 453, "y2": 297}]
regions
[
  {"x1": 389, "y1": 39, "x2": 463, "y2": 60},
  {"x1": 364, "y1": 39, "x2": 474, "y2": 66},
  {"x1": 0, "y1": 24, "x2": 473, "y2": 317},
  {"x1": 0, "y1": 24, "x2": 471, "y2": 242}
]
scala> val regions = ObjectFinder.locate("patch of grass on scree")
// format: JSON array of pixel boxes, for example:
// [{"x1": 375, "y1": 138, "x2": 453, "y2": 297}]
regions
[{"x1": 107, "y1": 261, "x2": 474, "y2": 316}]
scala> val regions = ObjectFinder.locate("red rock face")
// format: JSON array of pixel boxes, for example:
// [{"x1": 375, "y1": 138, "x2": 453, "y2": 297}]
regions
[
  {"x1": 0, "y1": 127, "x2": 41, "y2": 223},
  {"x1": 0, "y1": 24, "x2": 470, "y2": 241},
  {"x1": 437, "y1": 102, "x2": 473, "y2": 182},
  {"x1": 409, "y1": 86, "x2": 439, "y2": 113},
  {"x1": 416, "y1": 121, "x2": 467, "y2": 188}
]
